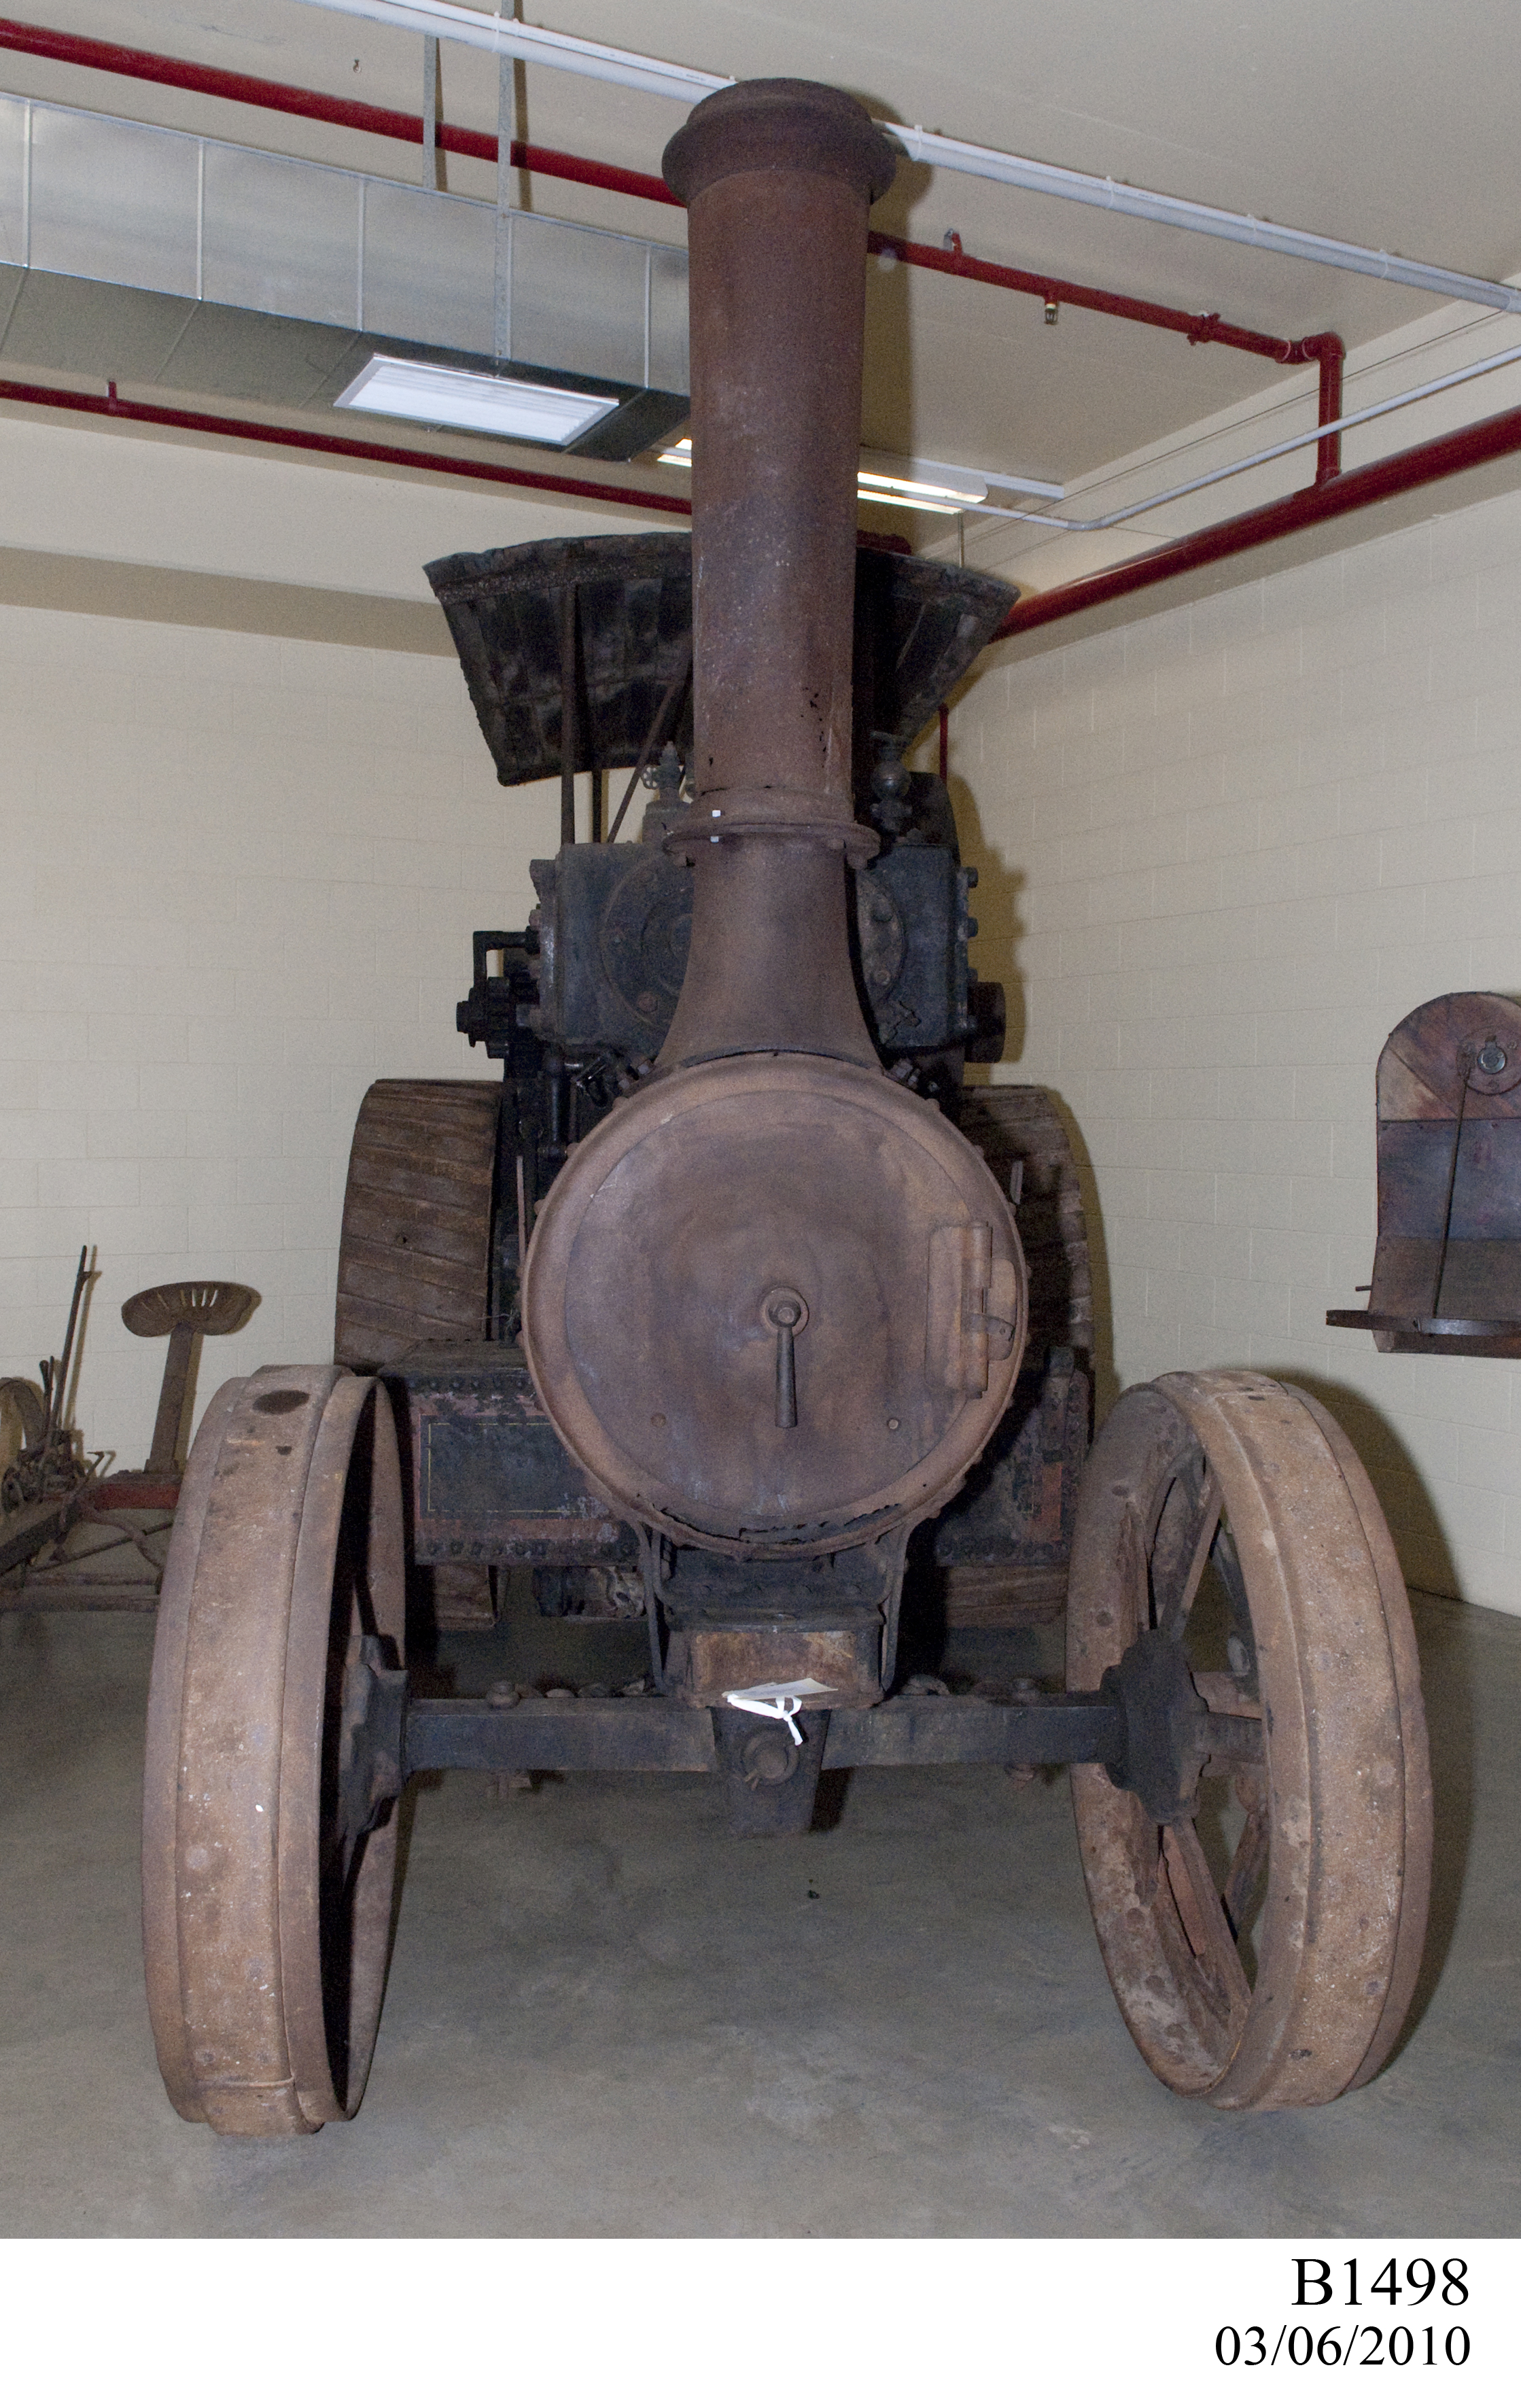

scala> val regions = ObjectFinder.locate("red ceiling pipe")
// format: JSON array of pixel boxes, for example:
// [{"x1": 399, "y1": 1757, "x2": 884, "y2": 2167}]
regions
[
  {"x1": 0, "y1": 378, "x2": 914, "y2": 546},
  {"x1": 0, "y1": 18, "x2": 1340, "y2": 374},
  {"x1": 1308, "y1": 334, "x2": 1346, "y2": 481},
  {"x1": 0, "y1": 375, "x2": 693, "y2": 514},
  {"x1": 0, "y1": 16, "x2": 674, "y2": 200},
  {"x1": 3, "y1": 378, "x2": 1514, "y2": 674},
  {"x1": 873, "y1": 230, "x2": 1335, "y2": 372},
  {"x1": 991, "y1": 394, "x2": 1521, "y2": 642}
]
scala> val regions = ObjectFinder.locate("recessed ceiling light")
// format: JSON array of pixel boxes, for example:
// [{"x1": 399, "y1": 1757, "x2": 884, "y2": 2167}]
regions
[{"x1": 335, "y1": 354, "x2": 620, "y2": 447}]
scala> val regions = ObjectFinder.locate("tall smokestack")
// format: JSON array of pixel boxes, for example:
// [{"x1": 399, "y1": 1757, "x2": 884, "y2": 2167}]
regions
[
  {"x1": 521, "y1": 81, "x2": 1026, "y2": 1575},
  {"x1": 655, "y1": 81, "x2": 897, "y2": 1069}
]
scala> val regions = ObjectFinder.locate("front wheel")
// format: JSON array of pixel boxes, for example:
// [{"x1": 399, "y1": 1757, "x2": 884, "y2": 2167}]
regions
[
  {"x1": 142, "y1": 1367, "x2": 407, "y2": 2134},
  {"x1": 1067, "y1": 1370, "x2": 1431, "y2": 2109}
]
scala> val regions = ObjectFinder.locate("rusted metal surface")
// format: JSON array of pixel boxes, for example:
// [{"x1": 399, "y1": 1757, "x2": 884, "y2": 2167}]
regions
[
  {"x1": 661, "y1": 83, "x2": 896, "y2": 843},
  {"x1": 7, "y1": 1487, "x2": 174, "y2": 1612},
  {"x1": 1328, "y1": 990, "x2": 1521, "y2": 1355},
  {"x1": 399, "y1": 1687, "x2": 1120, "y2": 1777},
  {"x1": 426, "y1": 535, "x2": 1011, "y2": 795},
  {"x1": 525, "y1": 1055, "x2": 1026, "y2": 1556},
  {"x1": 334, "y1": 1079, "x2": 500, "y2": 1374},
  {"x1": 427, "y1": 536, "x2": 697, "y2": 790},
  {"x1": 651, "y1": 84, "x2": 897, "y2": 1075},
  {"x1": 0, "y1": 1376, "x2": 67, "y2": 1577},
  {"x1": 135, "y1": 69, "x2": 1435, "y2": 2129},
  {"x1": 121, "y1": 1279, "x2": 258, "y2": 1475},
  {"x1": 522, "y1": 812, "x2": 983, "y2": 1067},
  {"x1": 523, "y1": 85, "x2": 1027, "y2": 1594},
  {"x1": 936, "y1": 1085, "x2": 1094, "y2": 1623},
  {"x1": 1066, "y1": 1370, "x2": 1431, "y2": 2109},
  {"x1": 401, "y1": 1344, "x2": 634, "y2": 1567},
  {"x1": 652, "y1": 1533, "x2": 905, "y2": 1703},
  {"x1": 712, "y1": 1707, "x2": 831, "y2": 1836},
  {"x1": 656, "y1": 834, "x2": 883, "y2": 1068},
  {"x1": 1, "y1": 1251, "x2": 97, "y2": 1577},
  {"x1": 142, "y1": 1365, "x2": 406, "y2": 2135},
  {"x1": 669, "y1": 1620, "x2": 884, "y2": 1709},
  {"x1": 958, "y1": 1087, "x2": 1094, "y2": 1358}
]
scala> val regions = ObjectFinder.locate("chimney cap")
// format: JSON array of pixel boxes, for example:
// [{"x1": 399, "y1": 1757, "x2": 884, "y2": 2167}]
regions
[{"x1": 663, "y1": 77, "x2": 897, "y2": 209}]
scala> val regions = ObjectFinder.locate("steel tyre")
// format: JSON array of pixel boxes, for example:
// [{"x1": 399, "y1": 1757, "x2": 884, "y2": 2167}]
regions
[
  {"x1": 142, "y1": 1367, "x2": 406, "y2": 2135},
  {"x1": 1067, "y1": 1370, "x2": 1431, "y2": 2108}
]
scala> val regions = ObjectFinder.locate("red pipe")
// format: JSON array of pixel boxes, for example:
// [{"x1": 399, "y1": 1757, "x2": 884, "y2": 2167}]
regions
[
  {"x1": 3, "y1": 375, "x2": 1513, "y2": 674},
  {"x1": 0, "y1": 16, "x2": 674, "y2": 202},
  {"x1": 873, "y1": 230, "x2": 1335, "y2": 371},
  {"x1": 0, "y1": 375, "x2": 693, "y2": 515},
  {"x1": 0, "y1": 377, "x2": 907, "y2": 547},
  {"x1": 1313, "y1": 336, "x2": 1346, "y2": 482},
  {"x1": 992, "y1": 394, "x2": 1521, "y2": 642},
  {"x1": 0, "y1": 17, "x2": 1338, "y2": 374}
]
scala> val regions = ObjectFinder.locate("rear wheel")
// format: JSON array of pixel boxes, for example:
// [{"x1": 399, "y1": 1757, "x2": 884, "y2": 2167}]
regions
[
  {"x1": 937, "y1": 1085, "x2": 1093, "y2": 1624},
  {"x1": 1067, "y1": 1371, "x2": 1431, "y2": 2108},
  {"x1": 334, "y1": 1079, "x2": 500, "y2": 1372},
  {"x1": 336, "y1": 1078, "x2": 501, "y2": 1628}
]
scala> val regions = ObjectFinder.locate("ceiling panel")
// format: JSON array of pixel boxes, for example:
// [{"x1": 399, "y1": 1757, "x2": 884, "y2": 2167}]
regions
[{"x1": 5, "y1": 0, "x2": 1518, "y2": 503}]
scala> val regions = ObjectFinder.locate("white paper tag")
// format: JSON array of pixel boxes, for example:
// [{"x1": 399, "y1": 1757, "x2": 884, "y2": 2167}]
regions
[{"x1": 722, "y1": 1677, "x2": 835, "y2": 1747}]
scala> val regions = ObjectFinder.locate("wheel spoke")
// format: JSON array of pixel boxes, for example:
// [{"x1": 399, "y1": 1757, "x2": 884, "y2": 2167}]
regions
[
  {"x1": 1119, "y1": 1500, "x2": 1150, "y2": 1637},
  {"x1": 1162, "y1": 1819, "x2": 1252, "y2": 2015},
  {"x1": 1191, "y1": 1669, "x2": 1259, "y2": 1717},
  {"x1": 1223, "y1": 1803, "x2": 1270, "y2": 1938},
  {"x1": 1211, "y1": 1523, "x2": 1258, "y2": 1688},
  {"x1": 1153, "y1": 1469, "x2": 1223, "y2": 1642}
]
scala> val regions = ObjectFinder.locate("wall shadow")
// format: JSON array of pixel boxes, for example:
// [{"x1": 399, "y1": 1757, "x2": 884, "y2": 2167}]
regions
[
  {"x1": 1395, "y1": 1592, "x2": 1482, "y2": 2049},
  {"x1": 1257, "y1": 1367, "x2": 1471, "y2": 2057},
  {"x1": 1255, "y1": 1369, "x2": 1461, "y2": 1603},
  {"x1": 944, "y1": 758, "x2": 1026, "y2": 1075}
]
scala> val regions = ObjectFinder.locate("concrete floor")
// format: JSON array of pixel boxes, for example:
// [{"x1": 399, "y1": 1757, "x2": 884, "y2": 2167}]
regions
[{"x1": 1, "y1": 1592, "x2": 1517, "y2": 2237}]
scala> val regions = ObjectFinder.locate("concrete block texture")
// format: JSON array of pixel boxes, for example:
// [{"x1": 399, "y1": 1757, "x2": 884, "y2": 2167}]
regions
[
  {"x1": 962, "y1": 482, "x2": 1521, "y2": 1613},
  {"x1": 1, "y1": 599, "x2": 527, "y2": 1472}
]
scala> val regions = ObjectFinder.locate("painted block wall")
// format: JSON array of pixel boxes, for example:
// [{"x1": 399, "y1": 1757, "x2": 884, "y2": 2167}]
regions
[
  {"x1": 951, "y1": 481, "x2": 1521, "y2": 1615},
  {"x1": 0, "y1": 598, "x2": 561, "y2": 1471}
]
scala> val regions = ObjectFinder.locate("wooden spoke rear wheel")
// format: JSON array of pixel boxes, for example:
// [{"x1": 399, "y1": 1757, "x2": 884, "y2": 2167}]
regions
[
  {"x1": 939, "y1": 1085, "x2": 1093, "y2": 1626},
  {"x1": 143, "y1": 1366, "x2": 406, "y2": 2135},
  {"x1": 334, "y1": 1079, "x2": 500, "y2": 1372},
  {"x1": 1068, "y1": 1371, "x2": 1431, "y2": 2109}
]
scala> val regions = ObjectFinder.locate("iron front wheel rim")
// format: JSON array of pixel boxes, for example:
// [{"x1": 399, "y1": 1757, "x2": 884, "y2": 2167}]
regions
[
  {"x1": 1066, "y1": 1370, "x2": 1431, "y2": 2110},
  {"x1": 141, "y1": 1367, "x2": 406, "y2": 2135}
]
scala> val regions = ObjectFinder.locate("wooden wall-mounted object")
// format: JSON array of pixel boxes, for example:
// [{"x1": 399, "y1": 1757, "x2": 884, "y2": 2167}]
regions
[{"x1": 1329, "y1": 990, "x2": 1521, "y2": 1356}]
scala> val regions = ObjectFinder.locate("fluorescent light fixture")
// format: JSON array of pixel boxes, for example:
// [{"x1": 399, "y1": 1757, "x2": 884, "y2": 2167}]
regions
[
  {"x1": 657, "y1": 436, "x2": 1062, "y2": 510},
  {"x1": 335, "y1": 354, "x2": 619, "y2": 446},
  {"x1": 857, "y1": 468, "x2": 985, "y2": 514},
  {"x1": 902, "y1": 455, "x2": 1065, "y2": 503}
]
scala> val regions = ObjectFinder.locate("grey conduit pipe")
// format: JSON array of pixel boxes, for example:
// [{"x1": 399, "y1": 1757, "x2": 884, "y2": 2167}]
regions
[{"x1": 296, "y1": 0, "x2": 1521, "y2": 319}]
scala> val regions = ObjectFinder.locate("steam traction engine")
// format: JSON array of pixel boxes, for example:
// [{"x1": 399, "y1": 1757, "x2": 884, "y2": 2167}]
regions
[
  {"x1": 142, "y1": 81, "x2": 1431, "y2": 2137},
  {"x1": 337, "y1": 530, "x2": 1089, "y2": 1638}
]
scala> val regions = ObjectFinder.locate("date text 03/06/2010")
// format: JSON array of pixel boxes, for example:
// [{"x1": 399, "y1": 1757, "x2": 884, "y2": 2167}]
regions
[{"x1": 1214, "y1": 2259, "x2": 1472, "y2": 2373}]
